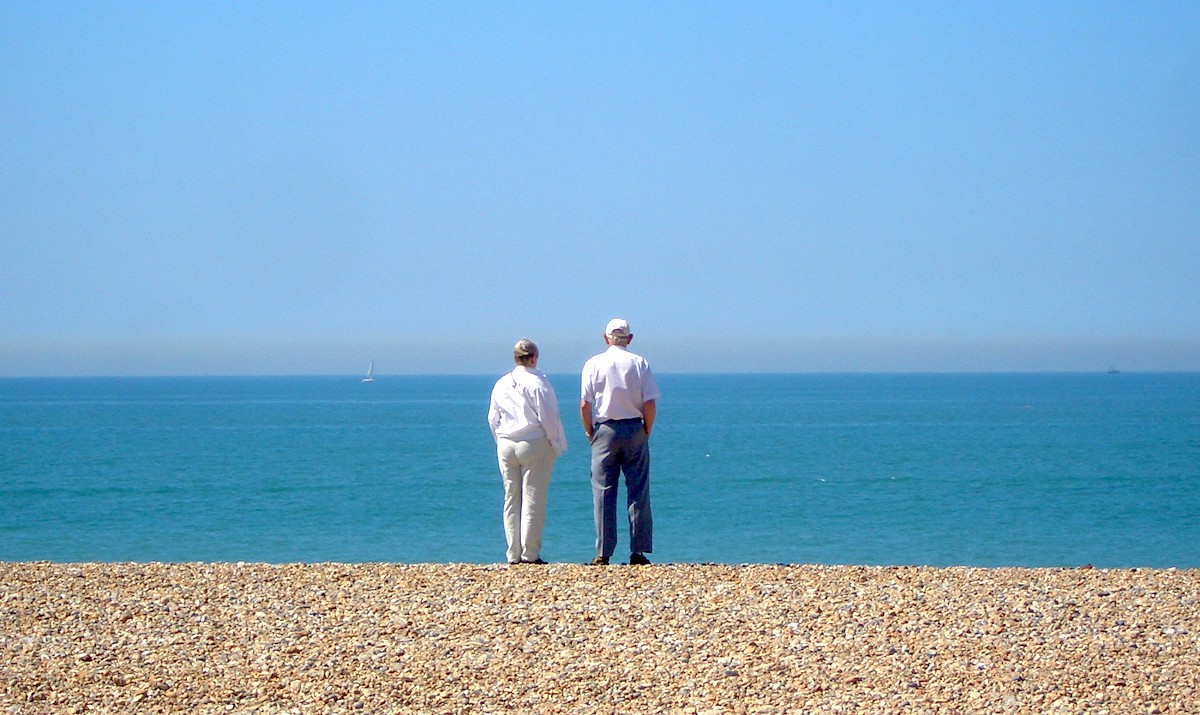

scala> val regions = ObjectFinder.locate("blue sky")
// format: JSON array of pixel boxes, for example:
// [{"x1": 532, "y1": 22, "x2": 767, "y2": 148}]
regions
[{"x1": 2, "y1": 2, "x2": 1197, "y2": 375}]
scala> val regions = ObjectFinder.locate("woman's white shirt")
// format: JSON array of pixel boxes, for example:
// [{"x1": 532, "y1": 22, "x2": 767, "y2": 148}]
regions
[{"x1": 488, "y1": 366, "x2": 568, "y2": 455}]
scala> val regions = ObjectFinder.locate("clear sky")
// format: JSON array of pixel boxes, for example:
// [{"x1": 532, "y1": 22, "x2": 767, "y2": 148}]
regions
[{"x1": 2, "y1": 2, "x2": 1197, "y2": 376}]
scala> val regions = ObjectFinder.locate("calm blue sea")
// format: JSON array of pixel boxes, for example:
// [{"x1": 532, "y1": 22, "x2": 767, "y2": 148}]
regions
[{"x1": 2, "y1": 374, "x2": 1197, "y2": 568}]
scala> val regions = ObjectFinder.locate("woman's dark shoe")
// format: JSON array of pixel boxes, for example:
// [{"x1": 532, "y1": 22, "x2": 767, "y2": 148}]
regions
[
  {"x1": 520, "y1": 558, "x2": 548, "y2": 565},
  {"x1": 629, "y1": 553, "x2": 651, "y2": 565}
]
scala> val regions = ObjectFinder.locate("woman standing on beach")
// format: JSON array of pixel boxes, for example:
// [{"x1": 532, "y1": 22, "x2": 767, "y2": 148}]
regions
[{"x1": 487, "y1": 339, "x2": 568, "y2": 565}]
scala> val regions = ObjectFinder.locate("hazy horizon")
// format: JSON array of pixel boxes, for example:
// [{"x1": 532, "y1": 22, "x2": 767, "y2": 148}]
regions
[{"x1": 1, "y1": 335, "x2": 1191, "y2": 378}]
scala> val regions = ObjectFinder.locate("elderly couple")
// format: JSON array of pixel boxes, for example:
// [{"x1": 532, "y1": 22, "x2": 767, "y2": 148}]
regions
[{"x1": 486, "y1": 318, "x2": 659, "y2": 566}]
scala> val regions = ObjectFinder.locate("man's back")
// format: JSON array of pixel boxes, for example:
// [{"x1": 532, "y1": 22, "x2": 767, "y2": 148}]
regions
[{"x1": 582, "y1": 345, "x2": 659, "y2": 421}]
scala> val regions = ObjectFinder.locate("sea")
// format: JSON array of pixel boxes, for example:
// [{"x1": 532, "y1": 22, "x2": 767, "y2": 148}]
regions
[{"x1": 2, "y1": 373, "x2": 1197, "y2": 569}]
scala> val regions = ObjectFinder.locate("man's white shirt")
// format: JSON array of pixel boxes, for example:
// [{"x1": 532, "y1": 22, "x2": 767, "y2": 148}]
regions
[{"x1": 581, "y1": 345, "x2": 660, "y2": 421}]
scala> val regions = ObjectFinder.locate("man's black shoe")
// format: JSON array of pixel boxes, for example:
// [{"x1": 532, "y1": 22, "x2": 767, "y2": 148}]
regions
[
  {"x1": 589, "y1": 556, "x2": 610, "y2": 565},
  {"x1": 629, "y1": 553, "x2": 651, "y2": 566},
  {"x1": 520, "y1": 558, "x2": 548, "y2": 565}
]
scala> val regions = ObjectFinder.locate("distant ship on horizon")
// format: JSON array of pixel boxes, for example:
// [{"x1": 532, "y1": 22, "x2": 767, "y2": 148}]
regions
[
  {"x1": 362, "y1": 361, "x2": 376, "y2": 383},
  {"x1": 1107, "y1": 366, "x2": 1120, "y2": 374}
]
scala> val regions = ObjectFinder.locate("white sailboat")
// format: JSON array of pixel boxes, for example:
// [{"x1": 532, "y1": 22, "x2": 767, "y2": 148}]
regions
[{"x1": 362, "y1": 361, "x2": 376, "y2": 383}]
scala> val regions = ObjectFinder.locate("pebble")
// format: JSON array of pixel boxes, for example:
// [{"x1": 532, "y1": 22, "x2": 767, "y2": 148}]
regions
[{"x1": 1, "y1": 562, "x2": 1198, "y2": 713}]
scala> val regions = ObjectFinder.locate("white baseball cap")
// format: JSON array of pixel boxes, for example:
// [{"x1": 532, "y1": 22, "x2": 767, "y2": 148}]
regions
[{"x1": 605, "y1": 318, "x2": 630, "y2": 337}]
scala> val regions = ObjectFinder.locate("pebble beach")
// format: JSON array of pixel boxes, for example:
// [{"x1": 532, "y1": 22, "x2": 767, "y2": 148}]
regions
[{"x1": 3, "y1": 562, "x2": 1198, "y2": 714}]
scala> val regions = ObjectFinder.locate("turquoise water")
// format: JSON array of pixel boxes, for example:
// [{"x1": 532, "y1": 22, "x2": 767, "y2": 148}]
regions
[{"x1": 2, "y1": 374, "x2": 1197, "y2": 567}]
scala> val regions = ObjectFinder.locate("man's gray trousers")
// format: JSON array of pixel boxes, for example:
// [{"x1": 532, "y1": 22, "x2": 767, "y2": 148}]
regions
[{"x1": 589, "y1": 417, "x2": 653, "y2": 558}]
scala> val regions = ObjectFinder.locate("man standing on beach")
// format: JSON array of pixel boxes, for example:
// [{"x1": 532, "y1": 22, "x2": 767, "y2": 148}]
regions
[{"x1": 580, "y1": 318, "x2": 660, "y2": 566}]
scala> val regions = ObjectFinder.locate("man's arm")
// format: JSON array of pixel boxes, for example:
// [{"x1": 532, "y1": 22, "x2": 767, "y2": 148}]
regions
[
  {"x1": 641, "y1": 399, "x2": 656, "y2": 438},
  {"x1": 580, "y1": 400, "x2": 594, "y2": 440}
]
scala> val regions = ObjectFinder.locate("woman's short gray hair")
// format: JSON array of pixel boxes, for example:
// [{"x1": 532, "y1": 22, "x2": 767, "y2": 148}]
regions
[{"x1": 513, "y1": 339, "x2": 538, "y2": 365}]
